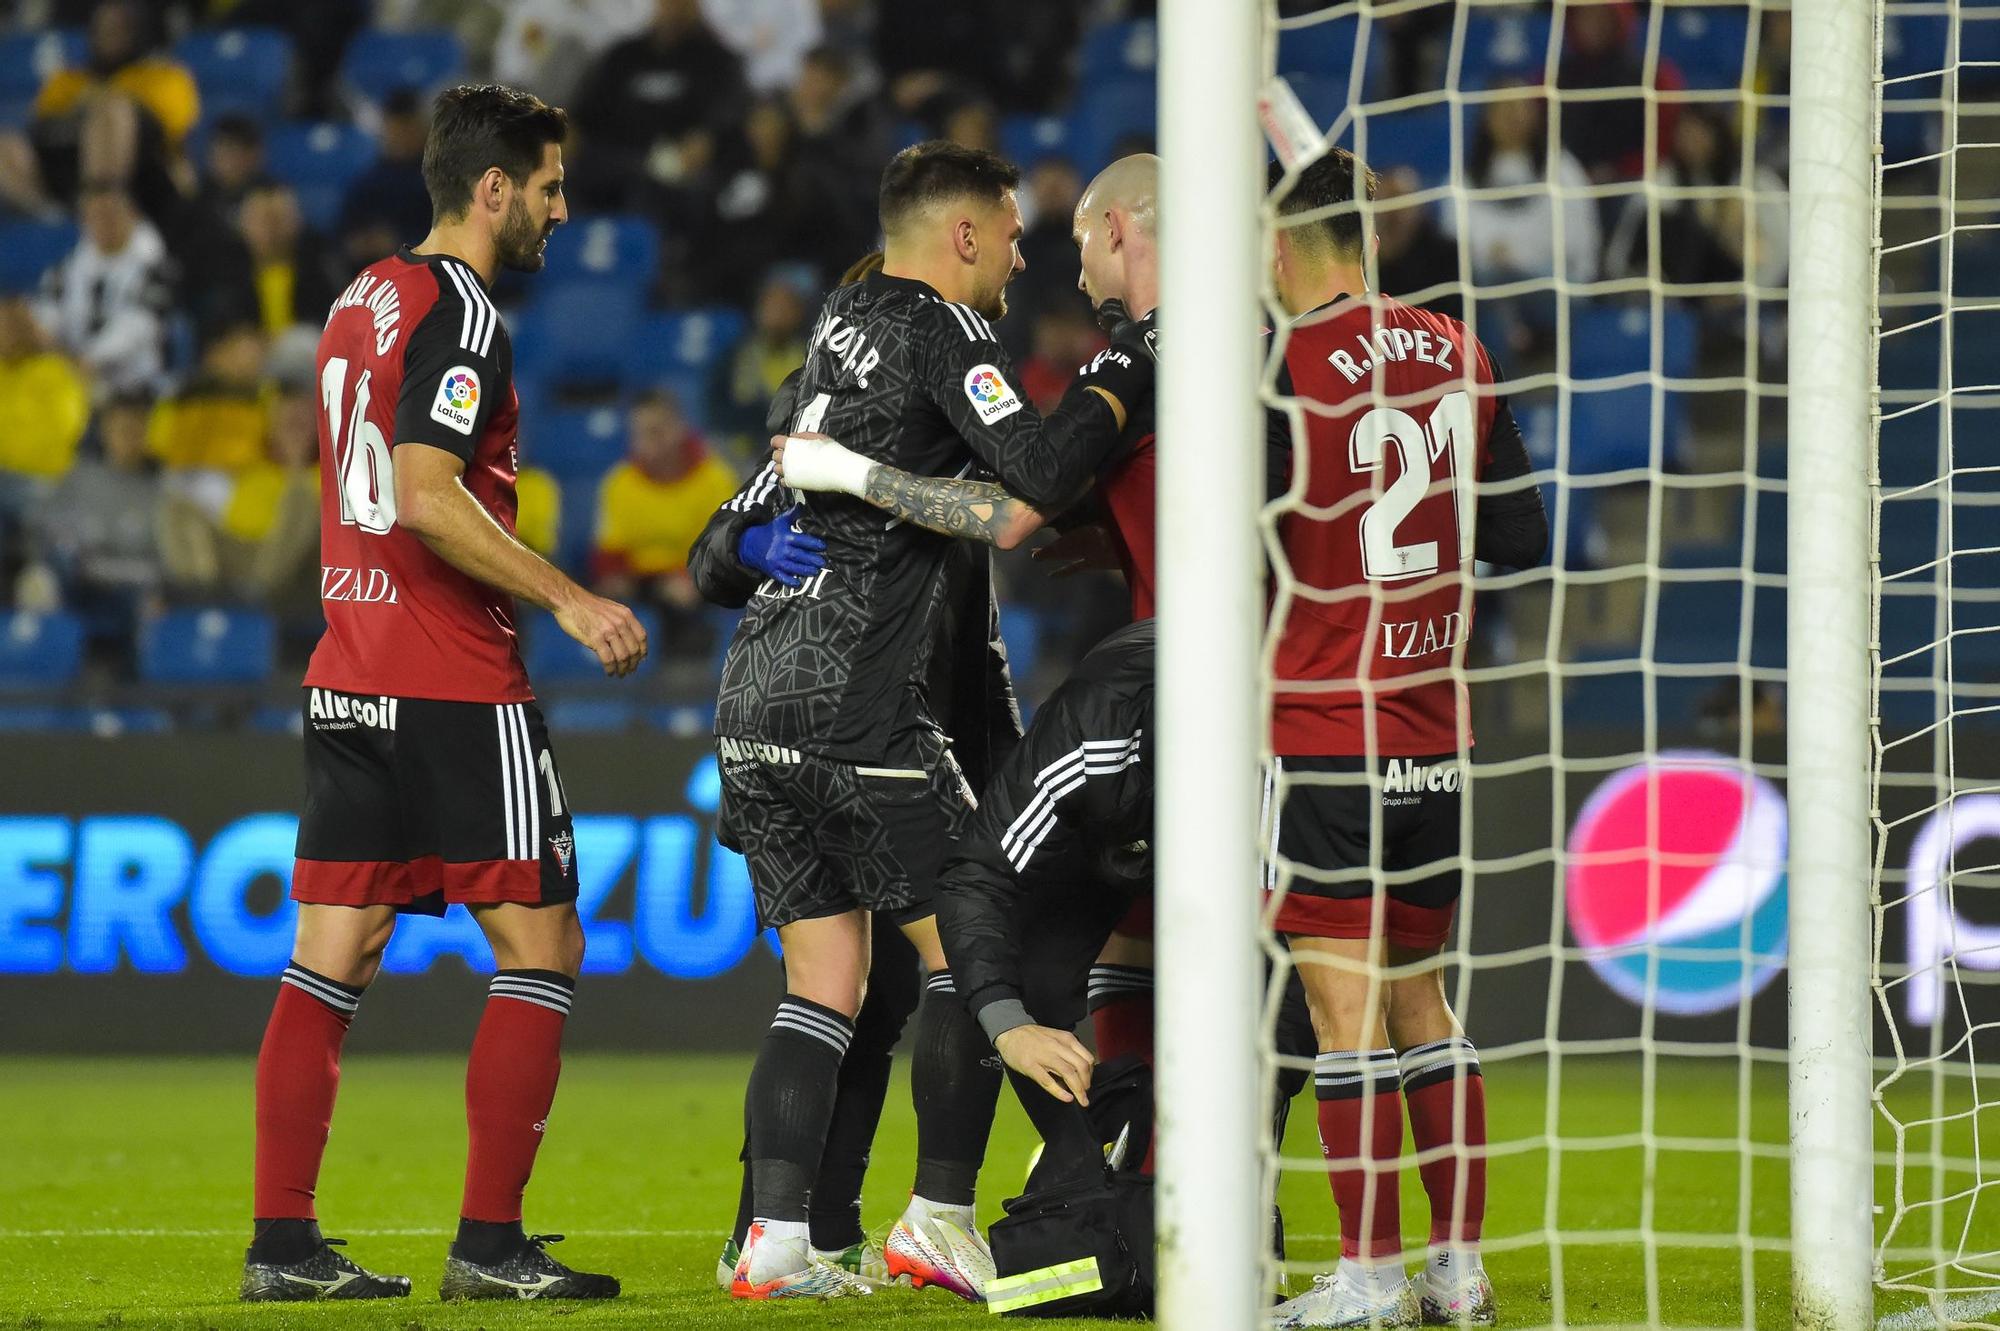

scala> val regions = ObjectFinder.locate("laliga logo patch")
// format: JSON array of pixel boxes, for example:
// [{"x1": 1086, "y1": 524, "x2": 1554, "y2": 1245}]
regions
[
  {"x1": 963, "y1": 363, "x2": 1023, "y2": 424},
  {"x1": 430, "y1": 365, "x2": 481, "y2": 436}
]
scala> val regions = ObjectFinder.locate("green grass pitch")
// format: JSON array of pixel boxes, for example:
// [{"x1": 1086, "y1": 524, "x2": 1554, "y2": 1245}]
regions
[{"x1": 0, "y1": 1053, "x2": 1990, "y2": 1329}]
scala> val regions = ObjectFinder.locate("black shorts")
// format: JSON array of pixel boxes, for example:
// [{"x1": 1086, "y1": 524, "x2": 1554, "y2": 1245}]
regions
[
  {"x1": 714, "y1": 736, "x2": 975, "y2": 931},
  {"x1": 1264, "y1": 753, "x2": 1464, "y2": 950},
  {"x1": 292, "y1": 688, "x2": 579, "y2": 915}
]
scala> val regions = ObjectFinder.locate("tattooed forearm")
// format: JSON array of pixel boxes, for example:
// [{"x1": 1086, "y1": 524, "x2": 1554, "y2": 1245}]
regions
[{"x1": 862, "y1": 464, "x2": 1043, "y2": 547}]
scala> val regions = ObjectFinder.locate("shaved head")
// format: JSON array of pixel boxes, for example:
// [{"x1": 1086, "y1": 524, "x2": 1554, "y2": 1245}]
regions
[
  {"x1": 1077, "y1": 153, "x2": 1158, "y2": 238},
  {"x1": 1071, "y1": 152, "x2": 1162, "y2": 317}
]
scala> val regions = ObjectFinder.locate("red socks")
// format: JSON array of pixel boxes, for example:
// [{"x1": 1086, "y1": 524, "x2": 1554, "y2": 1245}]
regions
[
  {"x1": 1399, "y1": 1037, "x2": 1487, "y2": 1245},
  {"x1": 460, "y1": 970, "x2": 575, "y2": 1223},
  {"x1": 253, "y1": 962, "x2": 364, "y2": 1220},
  {"x1": 1315, "y1": 1048, "x2": 1405, "y2": 1261}
]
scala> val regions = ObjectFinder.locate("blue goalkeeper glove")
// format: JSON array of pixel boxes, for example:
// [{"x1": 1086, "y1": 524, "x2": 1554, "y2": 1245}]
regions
[{"x1": 736, "y1": 506, "x2": 827, "y2": 587}]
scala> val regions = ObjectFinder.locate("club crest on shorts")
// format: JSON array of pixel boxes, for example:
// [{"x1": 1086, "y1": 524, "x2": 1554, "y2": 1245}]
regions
[
  {"x1": 549, "y1": 828, "x2": 574, "y2": 875},
  {"x1": 430, "y1": 365, "x2": 481, "y2": 435},
  {"x1": 963, "y1": 363, "x2": 1023, "y2": 424}
]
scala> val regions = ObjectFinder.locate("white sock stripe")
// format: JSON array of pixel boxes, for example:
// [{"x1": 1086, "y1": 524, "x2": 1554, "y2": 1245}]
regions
[
  {"x1": 490, "y1": 974, "x2": 575, "y2": 1001},
  {"x1": 489, "y1": 990, "x2": 572, "y2": 1015},
  {"x1": 1315, "y1": 1049, "x2": 1401, "y2": 1076},
  {"x1": 495, "y1": 706, "x2": 517, "y2": 861},
  {"x1": 770, "y1": 1015, "x2": 852, "y2": 1054},
  {"x1": 773, "y1": 1002, "x2": 854, "y2": 1046},
  {"x1": 282, "y1": 969, "x2": 360, "y2": 1012}
]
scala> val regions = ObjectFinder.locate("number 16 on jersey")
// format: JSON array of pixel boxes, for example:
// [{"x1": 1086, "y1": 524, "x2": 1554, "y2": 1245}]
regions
[{"x1": 322, "y1": 355, "x2": 397, "y2": 535}]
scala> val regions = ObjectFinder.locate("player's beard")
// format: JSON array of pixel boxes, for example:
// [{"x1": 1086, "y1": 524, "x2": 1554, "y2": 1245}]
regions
[
  {"x1": 974, "y1": 283, "x2": 1009, "y2": 323},
  {"x1": 496, "y1": 197, "x2": 551, "y2": 273}
]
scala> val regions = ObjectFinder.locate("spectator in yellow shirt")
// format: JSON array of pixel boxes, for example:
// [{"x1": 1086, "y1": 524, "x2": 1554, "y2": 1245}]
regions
[
  {"x1": 0, "y1": 296, "x2": 91, "y2": 482},
  {"x1": 591, "y1": 388, "x2": 741, "y2": 650},
  {"x1": 0, "y1": 294, "x2": 92, "y2": 576},
  {"x1": 0, "y1": 0, "x2": 200, "y2": 224}
]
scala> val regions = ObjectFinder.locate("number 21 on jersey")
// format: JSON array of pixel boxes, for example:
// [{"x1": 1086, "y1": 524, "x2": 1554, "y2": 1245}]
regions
[
  {"x1": 322, "y1": 355, "x2": 397, "y2": 534},
  {"x1": 1347, "y1": 389, "x2": 1477, "y2": 582}
]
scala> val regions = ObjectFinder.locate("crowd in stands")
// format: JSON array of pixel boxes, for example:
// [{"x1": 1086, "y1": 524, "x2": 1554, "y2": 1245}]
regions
[{"x1": 0, "y1": 0, "x2": 1801, "y2": 722}]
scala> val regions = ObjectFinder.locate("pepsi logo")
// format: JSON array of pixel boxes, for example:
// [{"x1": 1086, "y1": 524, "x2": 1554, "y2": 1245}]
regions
[{"x1": 1564, "y1": 751, "x2": 1789, "y2": 1016}]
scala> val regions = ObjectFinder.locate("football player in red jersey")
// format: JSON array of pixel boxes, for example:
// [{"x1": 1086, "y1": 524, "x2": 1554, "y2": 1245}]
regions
[
  {"x1": 1265, "y1": 151, "x2": 1543, "y2": 1330},
  {"x1": 242, "y1": 85, "x2": 645, "y2": 1305}
]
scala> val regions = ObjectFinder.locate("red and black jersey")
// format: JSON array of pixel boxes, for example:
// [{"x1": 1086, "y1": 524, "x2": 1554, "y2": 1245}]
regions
[
  {"x1": 304, "y1": 246, "x2": 530, "y2": 704},
  {"x1": 1270, "y1": 294, "x2": 1507, "y2": 758}
]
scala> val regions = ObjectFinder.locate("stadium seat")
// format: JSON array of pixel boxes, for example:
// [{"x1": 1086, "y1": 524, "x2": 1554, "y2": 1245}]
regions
[
  {"x1": 1341, "y1": 102, "x2": 1456, "y2": 188},
  {"x1": 1883, "y1": 12, "x2": 1949, "y2": 82},
  {"x1": 0, "y1": 610, "x2": 84, "y2": 690},
  {"x1": 625, "y1": 308, "x2": 747, "y2": 383},
  {"x1": 513, "y1": 294, "x2": 645, "y2": 387},
  {"x1": 138, "y1": 608, "x2": 276, "y2": 686},
  {"x1": 998, "y1": 604, "x2": 1043, "y2": 688},
  {"x1": 522, "y1": 605, "x2": 660, "y2": 684},
  {"x1": 264, "y1": 121, "x2": 377, "y2": 232},
  {"x1": 1649, "y1": 5, "x2": 1753, "y2": 90},
  {"x1": 1069, "y1": 79, "x2": 1156, "y2": 174},
  {"x1": 1277, "y1": 15, "x2": 1379, "y2": 97},
  {"x1": 0, "y1": 28, "x2": 84, "y2": 105},
  {"x1": 532, "y1": 404, "x2": 628, "y2": 482},
  {"x1": 542, "y1": 215, "x2": 661, "y2": 292},
  {"x1": 339, "y1": 28, "x2": 465, "y2": 104},
  {"x1": 1001, "y1": 114, "x2": 1073, "y2": 169},
  {"x1": 1563, "y1": 303, "x2": 1699, "y2": 474},
  {"x1": 1455, "y1": 7, "x2": 1553, "y2": 89},
  {"x1": 0, "y1": 218, "x2": 77, "y2": 294},
  {"x1": 543, "y1": 697, "x2": 639, "y2": 734},
  {"x1": 1078, "y1": 18, "x2": 1156, "y2": 85},
  {"x1": 173, "y1": 27, "x2": 293, "y2": 119}
]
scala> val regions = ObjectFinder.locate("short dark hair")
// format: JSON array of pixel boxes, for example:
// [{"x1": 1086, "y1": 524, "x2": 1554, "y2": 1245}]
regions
[
  {"x1": 421, "y1": 84, "x2": 568, "y2": 222},
  {"x1": 1273, "y1": 147, "x2": 1379, "y2": 260},
  {"x1": 878, "y1": 140, "x2": 1021, "y2": 237},
  {"x1": 210, "y1": 112, "x2": 263, "y2": 149}
]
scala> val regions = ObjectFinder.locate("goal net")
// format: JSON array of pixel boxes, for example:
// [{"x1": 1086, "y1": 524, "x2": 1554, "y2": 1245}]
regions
[
  {"x1": 1158, "y1": 0, "x2": 1987, "y2": 1325},
  {"x1": 1873, "y1": 0, "x2": 2000, "y2": 1323}
]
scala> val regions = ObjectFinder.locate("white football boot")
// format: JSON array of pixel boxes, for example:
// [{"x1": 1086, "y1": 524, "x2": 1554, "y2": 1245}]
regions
[
  {"x1": 884, "y1": 1197, "x2": 994, "y2": 1302},
  {"x1": 1271, "y1": 1266, "x2": 1421, "y2": 1328}
]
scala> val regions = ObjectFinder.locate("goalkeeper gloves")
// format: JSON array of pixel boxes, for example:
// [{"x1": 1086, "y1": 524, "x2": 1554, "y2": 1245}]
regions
[
  {"x1": 736, "y1": 506, "x2": 827, "y2": 587},
  {"x1": 775, "y1": 433, "x2": 875, "y2": 498}
]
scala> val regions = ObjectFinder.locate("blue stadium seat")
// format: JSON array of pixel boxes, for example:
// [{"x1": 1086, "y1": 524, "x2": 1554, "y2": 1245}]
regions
[
  {"x1": 1078, "y1": 18, "x2": 1156, "y2": 85},
  {"x1": 543, "y1": 697, "x2": 639, "y2": 733},
  {"x1": 532, "y1": 404, "x2": 628, "y2": 481},
  {"x1": 513, "y1": 294, "x2": 645, "y2": 386},
  {"x1": 264, "y1": 121, "x2": 377, "y2": 232},
  {"x1": 1455, "y1": 7, "x2": 1552, "y2": 89},
  {"x1": 1958, "y1": 11, "x2": 2000, "y2": 91},
  {"x1": 543, "y1": 215, "x2": 661, "y2": 292},
  {"x1": 1341, "y1": 102, "x2": 1456, "y2": 188},
  {"x1": 1001, "y1": 114, "x2": 1073, "y2": 169},
  {"x1": 340, "y1": 28, "x2": 465, "y2": 104},
  {"x1": 522, "y1": 605, "x2": 660, "y2": 684},
  {"x1": 1650, "y1": 5, "x2": 1753, "y2": 90},
  {"x1": 1277, "y1": 15, "x2": 1378, "y2": 97},
  {"x1": 1069, "y1": 79, "x2": 1155, "y2": 174},
  {"x1": 0, "y1": 28, "x2": 84, "y2": 104},
  {"x1": 998, "y1": 603, "x2": 1042, "y2": 688},
  {"x1": 1884, "y1": 12, "x2": 1949, "y2": 82},
  {"x1": 0, "y1": 218, "x2": 77, "y2": 294},
  {"x1": 0, "y1": 610, "x2": 84, "y2": 690},
  {"x1": 173, "y1": 28, "x2": 293, "y2": 119},
  {"x1": 138, "y1": 608, "x2": 275, "y2": 685},
  {"x1": 1564, "y1": 302, "x2": 1699, "y2": 474},
  {"x1": 625, "y1": 308, "x2": 747, "y2": 382}
]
